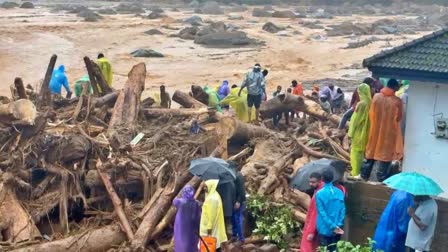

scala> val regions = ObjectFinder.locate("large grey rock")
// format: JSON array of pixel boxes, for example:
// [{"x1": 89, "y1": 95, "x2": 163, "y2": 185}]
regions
[
  {"x1": 116, "y1": 3, "x2": 145, "y2": 14},
  {"x1": 131, "y1": 49, "x2": 164, "y2": 58},
  {"x1": 20, "y1": 2, "x2": 34, "y2": 9},
  {"x1": 201, "y1": 1, "x2": 224, "y2": 15},
  {"x1": 98, "y1": 8, "x2": 117, "y2": 15},
  {"x1": 194, "y1": 31, "x2": 253, "y2": 47},
  {"x1": 178, "y1": 26, "x2": 199, "y2": 40},
  {"x1": 1, "y1": 2, "x2": 19, "y2": 9},
  {"x1": 183, "y1": 15, "x2": 203, "y2": 26},
  {"x1": 272, "y1": 10, "x2": 296, "y2": 18},
  {"x1": 252, "y1": 8, "x2": 271, "y2": 17},
  {"x1": 262, "y1": 22, "x2": 285, "y2": 33},
  {"x1": 147, "y1": 11, "x2": 166, "y2": 19},
  {"x1": 78, "y1": 9, "x2": 102, "y2": 22},
  {"x1": 144, "y1": 29, "x2": 164, "y2": 35}
]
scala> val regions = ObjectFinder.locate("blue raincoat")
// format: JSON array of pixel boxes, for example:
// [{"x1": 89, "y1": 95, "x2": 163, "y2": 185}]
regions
[
  {"x1": 316, "y1": 182, "x2": 345, "y2": 237},
  {"x1": 49, "y1": 65, "x2": 70, "y2": 95},
  {"x1": 217, "y1": 81, "x2": 230, "y2": 100},
  {"x1": 373, "y1": 191, "x2": 414, "y2": 252}
]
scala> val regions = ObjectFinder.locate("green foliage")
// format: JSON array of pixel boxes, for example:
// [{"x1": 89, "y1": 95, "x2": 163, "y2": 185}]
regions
[
  {"x1": 247, "y1": 195, "x2": 299, "y2": 250},
  {"x1": 318, "y1": 238, "x2": 384, "y2": 252}
]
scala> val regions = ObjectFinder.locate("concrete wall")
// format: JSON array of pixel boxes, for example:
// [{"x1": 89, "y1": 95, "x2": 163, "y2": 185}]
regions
[{"x1": 403, "y1": 82, "x2": 448, "y2": 199}]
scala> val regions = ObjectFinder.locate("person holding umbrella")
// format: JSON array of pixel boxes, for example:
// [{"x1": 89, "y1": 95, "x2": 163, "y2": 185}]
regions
[{"x1": 200, "y1": 180, "x2": 228, "y2": 251}]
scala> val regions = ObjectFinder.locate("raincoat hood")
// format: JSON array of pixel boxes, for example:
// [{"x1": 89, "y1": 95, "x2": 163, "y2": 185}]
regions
[
  {"x1": 222, "y1": 80, "x2": 228, "y2": 86},
  {"x1": 57, "y1": 65, "x2": 65, "y2": 72},
  {"x1": 205, "y1": 180, "x2": 219, "y2": 195},
  {"x1": 182, "y1": 185, "x2": 195, "y2": 200},
  {"x1": 358, "y1": 83, "x2": 372, "y2": 104}
]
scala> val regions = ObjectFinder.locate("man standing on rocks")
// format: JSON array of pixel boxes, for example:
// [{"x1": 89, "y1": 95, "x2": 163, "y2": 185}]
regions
[{"x1": 238, "y1": 63, "x2": 265, "y2": 123}]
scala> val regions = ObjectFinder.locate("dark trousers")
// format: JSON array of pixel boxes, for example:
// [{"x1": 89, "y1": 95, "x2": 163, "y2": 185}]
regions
[
  {"x1": 319, "y1": 234, "x2": 341, "y2": 252},
  {"x1": 361, "y1": 159, "x2": 392, "y2": 182},
  {"x1": 273, "y1": 112, "x2": 289, "y2": 127},
  {"x1": 338, "y1": 107, "x2": 354, "y2": 129},
  {"x1": 408, "y1": 248, "x2": 427, "y2": 252},
  {"x1": 231, "y1": 203, "x2": 245, "y2": 242}
]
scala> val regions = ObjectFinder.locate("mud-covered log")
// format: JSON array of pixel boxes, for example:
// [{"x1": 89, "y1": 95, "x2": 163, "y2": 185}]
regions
[
  {"x1": 259, "y1": 94, "x2": 306, "y2": 119},
  {"x1": 108, "y1": 63, "x2": 146, "y2": 132},
  {"x1": 216, "y1": 117, "x2": 273, "y2": 143},
  {"x1": 11, "y1": 225, "x2": 125, "y2": 252},
  {"x1": 143, "y1": 107, "x2": 211, "y2": 118},
  {"x1": 172, "y1": 90, "x2": 207, "y2": 108},
  {"x1": 0, "y1": 99, "x2": 37, "y2": 126},
  {"x1": 191, "y1": 85, "x2": 209, "y2": 105},
  {"x1": 303, "y1": 99, "x2": 341, "y2": 125},
  {"x1": 91, "y1": 61, "x2": 113, "y2": 95},
  {"x1": 14, "y1": 78, "x2": 27, "y2": 99},
  {"x1": 84, "y1": 56, "x2": 100, "y2": 97},
  {"x1": 91, "y1": 91, "x2": 119, "y2": 108},
  {"x1": 38, "y1": 54, "x2": 57, "y2": 108}
]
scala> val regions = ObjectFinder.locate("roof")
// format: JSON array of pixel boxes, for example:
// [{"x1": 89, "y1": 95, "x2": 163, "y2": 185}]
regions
[{"x1": 363, "y1": 28, "x2": 448, "y2": 81}]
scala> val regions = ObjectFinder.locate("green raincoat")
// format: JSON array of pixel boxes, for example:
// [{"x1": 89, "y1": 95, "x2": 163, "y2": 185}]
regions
[
  {"x1": 348, "y1": 83, "x2": 371, "y2": 176},
  {"x1": 204, "y1": 86, "x2": 222, "y2": 113}
]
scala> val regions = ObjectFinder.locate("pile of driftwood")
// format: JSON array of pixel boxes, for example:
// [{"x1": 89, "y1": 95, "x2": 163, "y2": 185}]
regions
[{"x1": 0, "y1": 55, "x2": 349, "y2": 252}]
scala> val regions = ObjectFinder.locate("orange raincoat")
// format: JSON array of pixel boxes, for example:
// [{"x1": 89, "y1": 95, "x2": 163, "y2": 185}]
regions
[{"x1": 365, "y1": 87, "x2": 404, "y2": 162}]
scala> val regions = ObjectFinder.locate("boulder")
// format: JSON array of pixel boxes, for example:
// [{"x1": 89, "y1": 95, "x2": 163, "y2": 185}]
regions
[
  {"x1": 262, "y1": 22, "x2": 285, "y2": 33},
  {"x1": 252, "y1": 8, "x2": 271, "y2": 17},
  {"x1": 194, "y1": 31, "x2": 253, "y2": 47},
  {"x1": 144, "y1": 29, "x2": 164, "y2": 35},
  {"x1": 78, "y1": 9, "x2": 102, "y2": 22},
  {"x1": 115, "y1": 3, "x2": 145, "y2": 14},
  {"x1": 272, "y1": 10, "x2": 296, "y2": 18},
  {"x1": 197, "y1": 21, "x2": 226, "y2": 36},
  {"x1": 1, "y1": 2, "x2": 19, "y2": 9},
  {"x1": 131, "y1": 49, "x2": 164, "y2": 58},
  {"x1": 20, "y1": 2, "x2": 34, "y2": 9},
  {"x1": 147, "y1": 11, "x2": 166, "y2": 19},
  {"x1": 178, "y1": 27, "x2": 199, "y2": 40},
  {"x1": 184, "y1": 15, "x2": 203, "y2": 26},
  {"x1": 98, "y1": 8, "x2": 117, "y2": 15},
  {"x1": 201, "y1": 1, "x2": 224, "y2": 15}
]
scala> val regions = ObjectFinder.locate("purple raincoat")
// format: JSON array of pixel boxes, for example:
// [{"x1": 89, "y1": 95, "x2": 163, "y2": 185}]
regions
[
  {"x1": 173, "y1": 185, "x2": 202, "y2": 252},
  {"x1": 218, "y1": 80, "x2": 230, "y2": 100}
]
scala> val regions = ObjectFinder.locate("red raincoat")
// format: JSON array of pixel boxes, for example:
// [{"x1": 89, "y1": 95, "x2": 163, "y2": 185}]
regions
[{"x1": 300, "y1": 182, "x2": 346, "y2": 252}]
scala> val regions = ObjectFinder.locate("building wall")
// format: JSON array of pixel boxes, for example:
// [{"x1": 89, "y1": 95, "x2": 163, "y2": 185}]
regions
[{"x1": 403, "y1": 81, "x2": 448, "y2": 199}]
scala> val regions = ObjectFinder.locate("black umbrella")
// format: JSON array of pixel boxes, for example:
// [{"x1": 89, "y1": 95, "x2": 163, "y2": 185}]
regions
[
  {"x1": 189, "y1": 157, "x2": 236, "y2": 184},
  {"x1": 289, "y1": 158, "x2": 347, "y2": 192}
]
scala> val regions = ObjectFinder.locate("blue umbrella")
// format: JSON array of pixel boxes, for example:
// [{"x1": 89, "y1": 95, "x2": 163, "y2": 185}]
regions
[
  {"x1": 189, "y1": 157, "x2": 236, "y2": 184},
  {"x1": 383, "y1": 172, "x2": 444, "y2": 196}
]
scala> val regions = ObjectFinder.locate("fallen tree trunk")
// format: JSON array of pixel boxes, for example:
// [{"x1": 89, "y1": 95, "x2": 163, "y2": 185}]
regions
[
  {"x1": 172, "y1": 90, "x2": 207, "y2": 108},
  {"x1": 303, "y1": 99, "x2": 341, "y2": 125},
  {"x1": 216, "y1": 117, "x2": 273, "y2": 143},
  {"x1": 38, "y1": 54, "x2": 57, "y2": 108},
  {"x1": 259, "y1": 94, "x2": 306, "y2": 119},
  {"x1": 108, "y1": 63, "x2": 146, "y2": 132},
  {"x1": 191, "y1": 85, "x2": 209, "y2": 105},
  {"x1": 295, "y1": 137, "x2": 348, "y2": 163},
  {"x1": 143, "y1": 107, "x2": 211, "y2": 118},
  {"x1": 91, "y1": 61, "x2": 113, "y2": 95},
  {"x1": 84, "y1": 56, "x2": 100, "y2": 97},
  {"x1": 91, "y1": 90, "x2": 119, "y2": 108},
  {"x1": 0, "y1": 99, "x2": 37, "y2": 126},
  {"x1": 14, "y1": 78, "x2": 27, "y2": 100},
  {"x1": 11, "y1": 225, "x2": 125, "y2": 252}
]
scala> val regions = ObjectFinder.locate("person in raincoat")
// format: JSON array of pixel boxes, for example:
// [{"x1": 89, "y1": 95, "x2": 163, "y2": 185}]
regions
[
  {"x1": 362, "y1": 79, "x2": 403, "y2": 182},
  {"x1": 396, "y1": 80, "x2": 409, "y2": 98},
  {"x1": 300, "y1": 172, "x2": 323, "y2": 252},
  {"x1": 173, "y1": 185, "x2": 202, "y2": 252},
  {"x1": 316, "y1": 169, "x2": 345, "y2": 252},
  {"x1": 220, "y1": 87, "x2": 255, "y2": 122},
  {"x1": 74, "y1": 75, "x2": 93, "y2": 97},
  {"x1": 217, "y1": 80, "x2": 230, "y2": 100},
  {"x1": 200, "y1": 180, "x2": 228, "y2": 250},
  {"x1": 348, "y1": 83, "x2": 372, "y2": 177},
  {"x1": 49, "y1": 65, "x2": 71, "y2": 97},
  {"x1": 97, "y1": 53, "x2": 113, "y2": 87},
  {"x1": 204, "y1": 86, "x2": 223, "y2": 113},
  {"x1": 372, "y1": 190, "x2": 414, "y2": 252}
]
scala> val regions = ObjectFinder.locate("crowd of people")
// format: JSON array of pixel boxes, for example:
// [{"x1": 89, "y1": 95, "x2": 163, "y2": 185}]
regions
[{"x1": 172, "y1": 161, "x2": 246, "y2": 252}]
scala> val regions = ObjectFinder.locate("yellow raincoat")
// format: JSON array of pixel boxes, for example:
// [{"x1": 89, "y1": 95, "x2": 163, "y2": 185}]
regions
[
  {"x1": 200, "y1": 180, "x2": 227, "y2": 249},
  {"x1": 220, "y1": 87, "x2": 255, "y2": 122},
  {"x1": 97, "y1": 58, "x2": 113, "y2": 87},
  {"x1": 348, "y1": 83, "x2": 371, "y2": 176}
]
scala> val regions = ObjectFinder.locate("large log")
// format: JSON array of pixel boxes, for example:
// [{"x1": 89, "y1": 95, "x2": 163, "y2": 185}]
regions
[
  {"x1": 259, "y1": 94, "x2": 306, "y2": 119},
  {"x1": 108, "y1": 63, "x2": 146, "y2": 132},
  {"x1": 38, "y1": 54, "x2": 57, "y2": 108},
  {"x1": 216, "y1": 117, "x2": 273, "y2": 143},
  {"x1": 303, "y1": 99, "x2": 341, "y2": 125},
  {"x1": 172, "y1": 90, "x2": 207, "y2": 108},
  {"x1": 14, "y1": 78, "x2": 27, "y2": 99},
  {"x1": 0, "y1": 99, "x2": 37, "y2": 126},
  {"x1": 11, "y1": 225, "x2": 125, "y2": 252},
  {"x1": 191, "y1": 85, "x2": 209, "y2": 105},
  {"x1": 84, "y1": 56, "x2": 100, "y2": 97},
  {"x1": 91, "y1": 61, "x2": 113, "y2": 95},
  {"x1": 143, "y1": 107, "x2": 211, "y2": 118}
]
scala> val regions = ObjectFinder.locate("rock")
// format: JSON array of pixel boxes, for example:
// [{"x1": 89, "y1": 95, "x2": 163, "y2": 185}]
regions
[
  {"x1": 131, "y1": 49, "x2": 164, "y2": 58},
  {"x1": 1, "y1": 2, "x2": 19, "y2": 9},
  {"x1": 197, "y1": 21, "x2": 226, "y2": 36},
  {"x1": 115, "y1": 3, "x2": 145, "y2": 14},
  {"x1": 184, "y1": 15, "x2": 203, "y2": 26},
  {"x1": 194, "y1": 31, "x2": 253, "y2": 47},
  {"x1": 301, "y1": 21, "x2": 324, "y2": 29},
  {"x1": 259, "y1": 244, "x2": 280, "y2": 252},
  {"x1": 98, "y1": 8, "x2": 117, "y2": 15},
  {"x1": 189, "y1": 0, "x2": 200, "y2": 9},
  {"x1": 20, "y1": 2, "x2": 34, "y2": 9},
  {"x1": 178, "y1": 27, "x2": 199, "y2": 40},
  {"x1": 144, "y1": 29, "x2": 163, "y2": 35},
  {"x1": 201, "y1": 1, "x2": 224, "y2": 15},
  {"x1": 229, "y1": 15, "x2": 244, "y2": 20},
  {"x1": 147, "y1": 11, "x2": 166, "y2": 19},
  {"x1": 262, "y1": 22, "x2": 285, "y2": 33},
  {"x1": 78, "y1": 9, "x2": 102, "y2": 22},
  {"x1": 252, "y1": 8, "x2": 271, "y2": 17},
  {"x1": 272, "y1": 10, "x2": 296, "y2": 18}
]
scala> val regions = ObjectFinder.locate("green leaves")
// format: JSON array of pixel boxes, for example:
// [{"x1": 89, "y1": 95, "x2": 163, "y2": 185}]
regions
[
  {"x1": 318, "y1": 238, "x2": 384, "y2": 252},
  {"x1": 247, "y1": 195, "x2": 300, "y2": 250}
]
